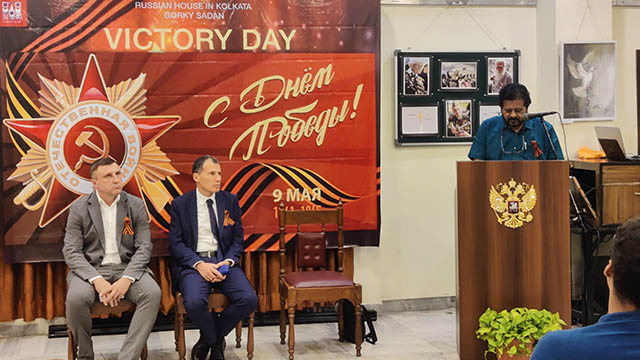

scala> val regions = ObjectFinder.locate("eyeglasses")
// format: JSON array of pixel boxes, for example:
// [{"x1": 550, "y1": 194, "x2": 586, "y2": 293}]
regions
[{"x1": 500, "y1": 127, "x2": 527, "y2": 154}]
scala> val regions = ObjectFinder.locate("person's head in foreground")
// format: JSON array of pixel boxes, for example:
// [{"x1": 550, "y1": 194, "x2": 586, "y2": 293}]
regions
[{"x1": 531, "y1": 217, "x2": 640, "y2": 360}]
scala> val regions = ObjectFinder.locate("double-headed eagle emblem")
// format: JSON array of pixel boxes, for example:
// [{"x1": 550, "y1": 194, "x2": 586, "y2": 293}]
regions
[{"x1": 489, "y1": 179, "x2": 536, "y2": 229}]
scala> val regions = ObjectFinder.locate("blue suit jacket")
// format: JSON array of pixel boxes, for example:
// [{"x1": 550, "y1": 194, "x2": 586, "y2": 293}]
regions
[{"x1": 168, "y1": 190, "x2": 244, "y2": 291}]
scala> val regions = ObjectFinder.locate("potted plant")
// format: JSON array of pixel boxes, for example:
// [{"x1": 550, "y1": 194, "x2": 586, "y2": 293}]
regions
[{"x1": 476, "y1": 307, "x2": 566, "y2": 360}]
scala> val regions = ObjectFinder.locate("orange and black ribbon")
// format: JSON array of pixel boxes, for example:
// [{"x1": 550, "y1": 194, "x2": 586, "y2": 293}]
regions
[
  {"x1": 223, "y1": 210, "x2": 235, "y2": 227},
  {"x1": 123, "y1": 216, "x2": 134, "y2": 236},
  {"x1": 531, "y1": 140, "x2": 543, "y2": 158}
]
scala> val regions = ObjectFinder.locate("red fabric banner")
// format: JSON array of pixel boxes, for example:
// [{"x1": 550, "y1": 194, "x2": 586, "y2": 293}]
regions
[{"x1": 0, "y1": 0, "x2": 380, "y2": 262}]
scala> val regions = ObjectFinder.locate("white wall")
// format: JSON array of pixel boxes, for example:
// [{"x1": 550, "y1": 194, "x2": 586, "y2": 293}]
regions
[
  {"x1": 613, "y1": 6, "x2": 640, "y2": 155},
  {"x1": 353, "y1": 4, "x2": 639, "y2": 305}
]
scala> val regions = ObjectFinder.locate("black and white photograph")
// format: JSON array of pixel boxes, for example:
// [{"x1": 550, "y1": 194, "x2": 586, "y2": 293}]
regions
[
  {"x1": 487, "y1": 57, "x2": 514, "y2": 94},
  {"x1": 403, "y1": 57, "x2": 430, "y2": 95},
  {"x1": 440, "y1": 61, "x2": 477, "y2": 90},
  {"x1": 445, "y1": 100, "x2": 472, "y2": 138},
  {"x1": 561, "y1": 41, "x2": 616, "y2": 122}
]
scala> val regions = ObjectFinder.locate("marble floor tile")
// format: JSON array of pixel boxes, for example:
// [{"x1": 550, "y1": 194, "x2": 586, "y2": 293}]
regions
[{"x1": 0, "y1": 309, "x2": 459, "y2": 360}]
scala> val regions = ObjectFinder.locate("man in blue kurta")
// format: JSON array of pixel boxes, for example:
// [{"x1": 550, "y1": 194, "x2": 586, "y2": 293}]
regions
[
  {"x1": 468, "y1": 83, "x2": 564, "y2": 160},
  {"x1": 531, "y1": 217, "x2": 640, "y2": 360}
]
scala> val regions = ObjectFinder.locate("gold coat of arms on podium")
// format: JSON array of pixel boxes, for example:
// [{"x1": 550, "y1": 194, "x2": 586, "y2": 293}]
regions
[{"x1": 489, "y1": 178, "x2": 537, "y2": 229}]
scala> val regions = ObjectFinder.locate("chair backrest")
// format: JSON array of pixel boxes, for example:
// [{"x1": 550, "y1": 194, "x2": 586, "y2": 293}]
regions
[
  {"x1": 277, "y1": 201, "x2": 344, "y2": 279},
  {"x1": 296, "y1": 231, "x2": 327, "y2": 269}
]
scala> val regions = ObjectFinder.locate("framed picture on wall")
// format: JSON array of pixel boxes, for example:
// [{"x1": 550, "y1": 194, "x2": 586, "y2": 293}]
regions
[
  {"x1": 445, "y1": 100, "x2": 473, "y2": 138},
  {"x1": 479, "y1": 104, "x2": 501, "y2": 125},
  {"x1": 403, "y1": 57, "x2": 430, "y2": 95},
  {"x1": 560, "y1": 41, "x2": 616, "y2": 122},
  {"x1": 440, "y1": 61, "x2": 477, "y2": 90},
  {"x1": 401, "y1": 105, "x2": 439, "y2": 135},
  {"x1": 486, "y1": 57, "x2": 514, "y2": 95}
]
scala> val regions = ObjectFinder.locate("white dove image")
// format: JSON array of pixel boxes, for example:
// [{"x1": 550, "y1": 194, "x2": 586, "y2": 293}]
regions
[{"x1": 566, "y1": 50, "x2": 596, "y2": 98}]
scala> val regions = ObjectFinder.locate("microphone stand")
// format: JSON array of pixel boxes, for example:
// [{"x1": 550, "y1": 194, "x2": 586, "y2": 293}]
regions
[{"x1": 539, "y1": 115, "x2": 560, "y2": 160}]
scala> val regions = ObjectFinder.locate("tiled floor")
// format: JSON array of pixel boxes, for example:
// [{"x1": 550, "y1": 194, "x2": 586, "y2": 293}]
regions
[{"x1": 0, "y1": 309, "x2": 459, "y2": 360}]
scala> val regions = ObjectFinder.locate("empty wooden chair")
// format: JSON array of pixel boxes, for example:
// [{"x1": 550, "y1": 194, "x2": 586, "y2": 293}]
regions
[{"x1": 277, "y1": 201, "x2": 363, "y2": 360}]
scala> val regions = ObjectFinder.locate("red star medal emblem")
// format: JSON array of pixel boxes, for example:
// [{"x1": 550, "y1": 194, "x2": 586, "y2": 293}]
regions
[{"x1": 4, "y1": 54, "x2": 180, "y2": 227}]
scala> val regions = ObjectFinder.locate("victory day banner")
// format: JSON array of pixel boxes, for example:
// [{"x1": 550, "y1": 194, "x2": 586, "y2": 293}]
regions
[{"x1": 0, "y1": 0, "x2": 380, "y2": 263}]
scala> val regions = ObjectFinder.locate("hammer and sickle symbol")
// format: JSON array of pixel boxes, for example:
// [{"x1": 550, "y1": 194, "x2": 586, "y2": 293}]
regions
[{"x1": 74, "y1": 125, "x2": 110, "y2": 171}]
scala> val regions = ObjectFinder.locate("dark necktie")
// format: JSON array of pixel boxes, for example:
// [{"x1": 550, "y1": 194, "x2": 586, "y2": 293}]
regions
[{"x1": 206, "y1": 198, "x2": 220, "y2": 242}]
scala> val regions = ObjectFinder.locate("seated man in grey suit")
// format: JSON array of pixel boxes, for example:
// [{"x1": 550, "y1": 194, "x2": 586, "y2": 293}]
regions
[{"x1": 63, "y1": 157, "x2": 161, "y2": 360}]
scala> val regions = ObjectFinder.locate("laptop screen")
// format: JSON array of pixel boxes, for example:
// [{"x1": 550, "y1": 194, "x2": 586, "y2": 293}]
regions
[{"x1": 594, "y1": 126, "x2": 626, "y2": 161}]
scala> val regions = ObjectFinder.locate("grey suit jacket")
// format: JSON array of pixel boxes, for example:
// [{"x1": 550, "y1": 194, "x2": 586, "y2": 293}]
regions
[{"x1": 62, "y1": 191, "x2": 152, "y2": 281}]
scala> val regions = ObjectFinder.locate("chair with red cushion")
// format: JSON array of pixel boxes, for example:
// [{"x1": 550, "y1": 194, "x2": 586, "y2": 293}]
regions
[{"x1": 277, "y1": 201, "x2": 362, "y2": 360}]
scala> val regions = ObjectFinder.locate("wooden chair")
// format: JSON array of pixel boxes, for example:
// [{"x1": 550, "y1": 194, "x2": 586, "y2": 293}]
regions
[
  {"x1": 67, "y1": 300, "x2": 148, "y2": 360},
  {"x1": 277, "y1": 201, "x2": 363, "y2": 360},
  {"x1": 174, "y1": 289, "x2": 255, "y2": 360}
]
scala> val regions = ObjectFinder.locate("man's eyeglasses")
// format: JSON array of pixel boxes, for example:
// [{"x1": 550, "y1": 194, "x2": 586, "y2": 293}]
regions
[{"x1": 500, "y1": 128, "x2": 526, "y2": 154}]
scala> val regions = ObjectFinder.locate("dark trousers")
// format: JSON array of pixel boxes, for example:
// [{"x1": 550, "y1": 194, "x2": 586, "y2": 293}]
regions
[{"x1": 180, "y1": 258, "x2": 258, "y2": 346}]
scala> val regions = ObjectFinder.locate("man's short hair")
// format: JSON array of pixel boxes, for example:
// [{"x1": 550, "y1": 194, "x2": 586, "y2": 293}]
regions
[
  {"x1": 90, "y1": 158, "x2": 117, "y2": 179},
  {"x1": 498, "y1": 83, "x2": 531, "y2": 108},
  {"x1": 612, "y1": 217, "x2": 640, "y2": 307},
  {"x1": 192, "y1": 155, "x2": 219, "y2": 174}
]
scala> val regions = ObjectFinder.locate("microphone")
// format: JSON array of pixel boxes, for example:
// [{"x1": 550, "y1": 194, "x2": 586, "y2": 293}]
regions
[
  {"x1": 525, "y1": 110, "x2": 560, "y2": 159},
  {"x1": 523, "y1": 111, "x2": 558, "y2": 121}
]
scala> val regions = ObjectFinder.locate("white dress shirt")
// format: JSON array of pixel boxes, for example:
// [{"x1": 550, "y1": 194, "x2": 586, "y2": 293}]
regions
[
  {"x1": 196, "y1": 189, "x2": 219, "y2": 253},
  {"x1": 89, "y1": 193, "x2": 135, "y2": 284},
  {"x1": 192, "y1": 189, "x2": 235, "y2": 268},
  {"x1": 98, "y1": 193, "x2": 122, "y2": 266}
]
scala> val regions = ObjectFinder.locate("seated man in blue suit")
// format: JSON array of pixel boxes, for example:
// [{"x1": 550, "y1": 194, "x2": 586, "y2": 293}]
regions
[{"x1": 169, "y1": 155, "x2": 258, "y2": 360}]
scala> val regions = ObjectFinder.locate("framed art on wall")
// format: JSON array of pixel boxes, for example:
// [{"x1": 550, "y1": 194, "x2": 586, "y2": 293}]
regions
[
  {"x1": 440, "y1": 61, "x2": 477, "y2": 90},
  {"x1": 401, "y1": 105, "x2": 439, "y2": 135},
  {"x1": 445, "y1": 100, "x2": 473, "y2": 138},
  {"x1": 486, "y1": 57, "x2": 514, "y2": 95},
  {"x1": 560, "y1": 41, "x2": 616, "y2": 122},
  {"x1": 403, "y1": 57, "x2": 431, "y2": 95}
]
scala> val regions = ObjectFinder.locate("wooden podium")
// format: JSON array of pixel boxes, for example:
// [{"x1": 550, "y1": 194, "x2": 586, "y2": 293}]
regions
[{"x1": 456, "y1": 161, "x2": 571, "y2": 360}]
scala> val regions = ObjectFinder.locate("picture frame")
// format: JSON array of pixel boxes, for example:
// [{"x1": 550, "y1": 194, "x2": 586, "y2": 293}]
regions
[
  {"x1": 479, "y1": 104, "x2": 501, "y2": 124},
  {"x1": 403, "y1": 57, "x2": 430, "y2": 95},
  {"x1": 486, "y1": 57, "x2": 514, "y2": 95},
  {"x1": 560, "y1": 41, "x2": 616, "y2": 122},
  {"x1": 401, "y1": 105, "x2": 439, "y2": 135},
  {"x1": 440, "y1": 61, "x2": 478, "y2": 90},
  {"x1": 445, "y1": 100, "x2": 473, "y2": 138}
]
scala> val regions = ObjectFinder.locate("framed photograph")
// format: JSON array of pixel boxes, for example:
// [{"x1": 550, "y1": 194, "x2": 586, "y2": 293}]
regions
[
  {"x1": 403, "y1": 57, "x2": 430, "y2": 95},
  {"x1": 445, "y1": 100, "x2": 472, "y2": 138},
  {"x1": 561, "y1": 41, "x2": 616, "y2": 122},
  {"x1": 480, "y1": 104, "x2": 501, "y2": 124},
  {"x1": 401, "y1": 105, "x2": 438, "y2": 135},
  {"x1": 440, "y1": 61, "x2": 477, "y2": 90},
  {"x1": 487, "y1": 57, "x2": 514, "y2": 95}
]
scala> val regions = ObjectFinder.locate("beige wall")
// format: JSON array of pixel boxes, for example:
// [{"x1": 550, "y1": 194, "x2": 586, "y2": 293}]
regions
[{"x1": 354, "y1": 3, "x2": 639, "y2": 305}]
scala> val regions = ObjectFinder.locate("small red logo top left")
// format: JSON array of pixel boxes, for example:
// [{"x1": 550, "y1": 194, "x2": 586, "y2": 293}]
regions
[{"x1": 1, "y1": 1, "x2": 27, "y2": 27}]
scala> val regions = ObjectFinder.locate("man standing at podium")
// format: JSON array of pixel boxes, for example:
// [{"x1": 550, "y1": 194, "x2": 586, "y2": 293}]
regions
[
  {"x1": 531, "y1": 217, "x2": 640, "y2": 359},
  {"x1": 468, "y1": 83, "x2": 564, "y2": 160}
]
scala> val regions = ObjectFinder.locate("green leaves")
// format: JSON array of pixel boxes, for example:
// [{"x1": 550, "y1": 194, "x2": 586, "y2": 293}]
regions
[{"x1": 476, "y1": 307, "x2": 567, "y2": 359}]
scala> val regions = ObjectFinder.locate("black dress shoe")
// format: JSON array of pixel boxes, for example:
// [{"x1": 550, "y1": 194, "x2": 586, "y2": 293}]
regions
[
  {"x1": 191, "y1": 336, "x2": 210, "y2": 360},
  {"x1": 211, "y1": 338, "x2": 226, "y2": 360}
]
